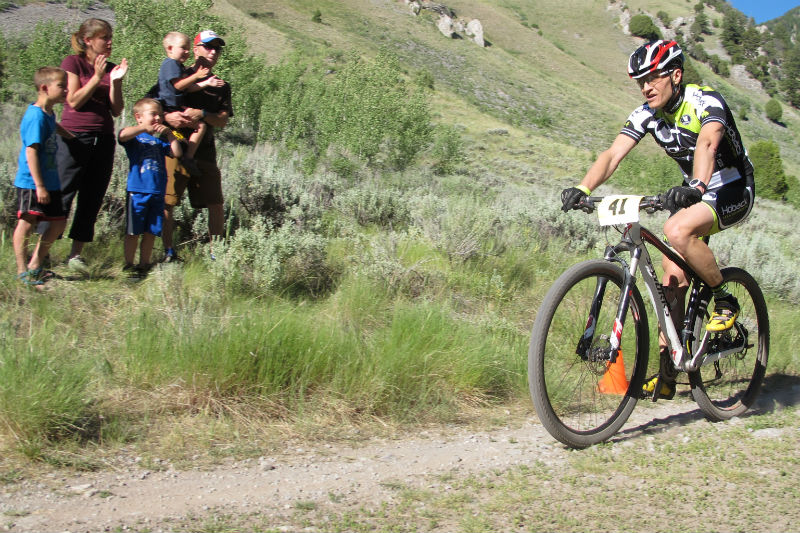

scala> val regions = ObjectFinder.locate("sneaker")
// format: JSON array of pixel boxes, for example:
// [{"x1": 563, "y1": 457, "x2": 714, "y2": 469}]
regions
[
  {"x1": 163, "y1": 248, "x2": 181, "y2": 263},
  {"x1": 180, "y1": 156, "x2": 202, "y2": 178},
  {"x1": 642, "y1": 375, "x2": 676, "y2": 400},
  {"x1": 68, "y1": 255, "x2": 90, "y2": 274},
  {"x1": 707, "y1": 294, "x2": 739, "y2": 332},
  {"x1": 122, "y1": 263, "x2": 139, "y2": 278}
]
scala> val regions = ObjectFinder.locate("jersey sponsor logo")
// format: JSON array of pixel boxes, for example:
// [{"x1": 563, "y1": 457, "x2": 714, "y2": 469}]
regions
[
  {"x1": 680, "y1": 114, "x2": 692, "y2": 125},
  {"x1": 725, "y1": 123, "x2": 744, "y2": 156},
  {"x1": 720, "y1": 198, "x2": 747, "y2": 215}
]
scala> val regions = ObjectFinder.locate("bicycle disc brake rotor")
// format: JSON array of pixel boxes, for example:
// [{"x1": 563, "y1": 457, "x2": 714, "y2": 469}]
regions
[{"x1": 587, "y1": 335, "x2": 614, "y2": 374}]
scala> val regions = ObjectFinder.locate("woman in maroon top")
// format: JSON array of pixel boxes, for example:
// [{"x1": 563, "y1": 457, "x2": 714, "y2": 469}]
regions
[{"x1": 56, "y1": 18, "x2": 127, "y2": 271}]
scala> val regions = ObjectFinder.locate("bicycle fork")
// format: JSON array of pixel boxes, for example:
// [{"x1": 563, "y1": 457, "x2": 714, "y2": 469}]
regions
[{"x1": 575, "y1": 246, "x2": 640, "y2": 365}]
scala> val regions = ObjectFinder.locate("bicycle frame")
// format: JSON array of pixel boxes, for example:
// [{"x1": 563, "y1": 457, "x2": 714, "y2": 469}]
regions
[{"x1": 595, "y1": 220, "x2": 738, "y2": 373}]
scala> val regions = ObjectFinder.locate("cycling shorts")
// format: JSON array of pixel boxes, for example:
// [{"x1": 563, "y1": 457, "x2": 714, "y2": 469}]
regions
[{"x1": 697, "y1": 178, "x2": 754, "y2": 235}]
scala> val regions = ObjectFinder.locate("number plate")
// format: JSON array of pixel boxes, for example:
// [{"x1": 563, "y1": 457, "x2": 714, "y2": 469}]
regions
[{"x1": 597, "y1": 195, "x2": 642, "y2": 226}]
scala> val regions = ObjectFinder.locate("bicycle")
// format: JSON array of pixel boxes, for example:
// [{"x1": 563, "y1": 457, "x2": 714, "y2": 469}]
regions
[{"x1": 528, "y1": 193, "x2": 769, "y2": 448}]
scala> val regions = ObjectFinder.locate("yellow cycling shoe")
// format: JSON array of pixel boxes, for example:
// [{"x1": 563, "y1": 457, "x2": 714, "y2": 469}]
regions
[
  {"x1": 707, "y1": 295, "x2": 739, "y2": 332},
  {"x1": 642, "y1": 375, "x2": 675, "y2": 400}
]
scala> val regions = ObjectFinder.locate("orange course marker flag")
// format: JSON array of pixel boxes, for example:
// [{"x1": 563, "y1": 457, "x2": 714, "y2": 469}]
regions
[{"x1": 597, "y1": 350, "x2": 629, "y2": 395}]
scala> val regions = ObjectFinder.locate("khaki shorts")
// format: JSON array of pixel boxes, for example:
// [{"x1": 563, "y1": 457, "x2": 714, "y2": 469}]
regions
[{"x1": 164, "y1": 157, "x2": 223, "y2": 208}]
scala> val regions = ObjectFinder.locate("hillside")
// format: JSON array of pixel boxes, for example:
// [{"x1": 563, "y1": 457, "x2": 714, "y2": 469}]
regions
[
  {"x1": 208, "y1": 0, "x2": 799, "y2": 183},
  {"x1": 1, "y1": 3, "x2": 799, "y2": 529}
]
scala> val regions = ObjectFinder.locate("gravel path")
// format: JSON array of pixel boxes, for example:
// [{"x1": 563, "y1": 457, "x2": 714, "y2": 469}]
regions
[
  {"x1": 3, "y1": 379, "x2": 798, "y2": 532},
  {"x1": 0, "y1": 393, "x2": 770, "y2": 532}
]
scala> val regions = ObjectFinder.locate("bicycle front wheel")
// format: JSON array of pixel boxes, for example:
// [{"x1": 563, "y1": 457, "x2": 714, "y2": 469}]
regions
[
  {"x1": 529, "y1": 260, "x2": 649, "y2": 448},
  {"x1": 688, "y1": 267, "x2": 769, "y2": 421}
]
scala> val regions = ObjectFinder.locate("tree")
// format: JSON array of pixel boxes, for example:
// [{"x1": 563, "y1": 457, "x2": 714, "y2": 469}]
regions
[
  {"x1": 748, "y1": 140, "x2": 789, "y2": 200},
  {"x1": 765, "y1": 98, "x2": 782, "y2": 122},
  {"x1": 694, "y1": 12, "x2": 711, "y2": 35},
  {"x1": 781, "y1": 44, "x2": 800, "y2": 108},
  {"x1": 741, "y1": 27, "x2": 762, "y2": 60},
  {"x1": 629, "y1": 15, "x2": 661, "y2": 40},
  {"x1": 709, "y1": 55, "x2": 730, "y2": 77},
  {"x1": 681, "y1": 59, "x2": 703, "y2": 85},
  {"x1": 721, "y1": 10, "x2": 747, "y2": 62}
]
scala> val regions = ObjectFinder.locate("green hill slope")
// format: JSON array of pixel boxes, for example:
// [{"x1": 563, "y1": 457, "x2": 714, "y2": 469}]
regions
[{"x1": 212, "y1": 0, "x2": 799, "y2": 183}]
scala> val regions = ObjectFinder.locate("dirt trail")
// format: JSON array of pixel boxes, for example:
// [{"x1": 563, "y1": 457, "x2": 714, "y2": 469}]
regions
[
  {"x1": 0, "y1": 393, "x2": 761, "y2": 533},
  {"x1": 2, "y1": 377, "x2": 799, "y2": 532}
]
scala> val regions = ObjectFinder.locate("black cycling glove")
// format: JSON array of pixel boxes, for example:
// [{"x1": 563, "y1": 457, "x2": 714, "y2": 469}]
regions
[
  {"x1": 561, "y1": 187, "x2": 589, "y2": 212},
  {"x1": 663, "y1": 185, "x2": 702, "y2": 213}
]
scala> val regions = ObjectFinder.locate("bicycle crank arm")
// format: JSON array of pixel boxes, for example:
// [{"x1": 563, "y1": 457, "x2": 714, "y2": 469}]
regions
[{"x1": 685, "y1": 323, "x2": 748, "y2": 372}]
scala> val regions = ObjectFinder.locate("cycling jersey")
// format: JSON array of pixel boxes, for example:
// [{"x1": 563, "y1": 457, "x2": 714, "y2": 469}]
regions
[{"x1": 620, "y1": 84, "x2": 754, "y2": 190}]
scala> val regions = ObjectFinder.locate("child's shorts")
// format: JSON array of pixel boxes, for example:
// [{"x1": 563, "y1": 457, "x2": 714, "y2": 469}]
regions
[
  {"x1": 16, "y1": 187, "x2": 66, "y2": 220},
  {"x1": 126, "y1": 191, "x2": 165, "y2": 236}
]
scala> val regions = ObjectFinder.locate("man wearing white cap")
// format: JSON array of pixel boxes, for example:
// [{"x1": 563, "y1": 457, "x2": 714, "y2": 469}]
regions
[{"x1": 162, "y1": 30, "x2": 232, "y2": 262}]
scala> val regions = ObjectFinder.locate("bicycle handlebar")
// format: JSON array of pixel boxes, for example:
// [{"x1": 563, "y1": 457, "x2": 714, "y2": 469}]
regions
[{"x1": 574, "y1": 194, "x2": 664, "y2": 214}]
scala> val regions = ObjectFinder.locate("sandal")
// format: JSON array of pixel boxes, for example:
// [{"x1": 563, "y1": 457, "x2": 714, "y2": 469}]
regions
[{"x1": 16, "y1": 270, "x2": 45, "y2": 286}]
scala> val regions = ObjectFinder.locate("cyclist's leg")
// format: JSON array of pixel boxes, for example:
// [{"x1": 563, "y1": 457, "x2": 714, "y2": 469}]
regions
[
  {"x1": 659, "y1": 254, "x2": 689, "y2": 345},
  {"x1": 662, "y1": 202, "x2": 718, "y2": 286},
  {"x1": 646, "y1": 255, "x2": 688, "y2": 398},
  {"x1": 645, "y1": 205, "x2": 716, "y2": 398},
  {"x1": 700, "y1": 180, "x2": 754, "y2": 331}
]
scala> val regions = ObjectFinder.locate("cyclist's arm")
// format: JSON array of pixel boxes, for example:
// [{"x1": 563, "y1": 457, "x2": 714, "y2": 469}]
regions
[
  {"x1": 579, "y1": 134, "x2": 637, "y2": 192},
  {"x1": 691, "y1": 121, "x2": 723, "y2": 188}
]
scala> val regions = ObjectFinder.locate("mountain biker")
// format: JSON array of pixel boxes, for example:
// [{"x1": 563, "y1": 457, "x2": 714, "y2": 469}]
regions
[{"x1": 560, "y1": 39, "x2": 755, "y2": 399}]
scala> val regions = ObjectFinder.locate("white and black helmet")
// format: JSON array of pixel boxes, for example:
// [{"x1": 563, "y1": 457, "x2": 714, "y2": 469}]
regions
[{"x1": 627, "y1": 40, "x2": 684, "y2": 79}]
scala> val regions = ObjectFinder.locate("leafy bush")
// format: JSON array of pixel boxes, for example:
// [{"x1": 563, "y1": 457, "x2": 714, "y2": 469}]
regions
[
  {"x1": 765, "y1": 98, "x2": 782, "y2": 123},
  {"x1": 681, "y1": 58, "x2": 703, "y2": 85},
  {"x1": 709, "y1": 55, "x2": 730, "y2": 77},
  {"x1": 612, "y1": 150, "x2": 679, "y2": 194},
  {"x1": 223, "y1": 144, "x2": 335, "y2": 231},
  {"x1": 629, "y1": 14, "x2": 661, "y2": 40},
  {"x1": 430, "y1": 124, "x2": 465, "y2": 175},
  {"x1": 258, "y1": 51, "x2": 434, "y2": 170},
  {"x1": 749, "y1": 140, "x2": 789, "y2": 200},
  {"x1": 0, "y1": 20, "x2": 72, "y2": 103}
]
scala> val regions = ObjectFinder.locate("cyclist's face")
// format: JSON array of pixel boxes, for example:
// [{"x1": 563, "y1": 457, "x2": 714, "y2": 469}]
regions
[{"x1": 638, "y1": 69, "x2": 680, "y2": 110}]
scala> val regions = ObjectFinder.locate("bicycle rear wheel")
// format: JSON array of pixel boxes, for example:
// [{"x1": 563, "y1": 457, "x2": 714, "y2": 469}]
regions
[
  {"x1": 688, "y1": 267, "x2": 769, "y2": 421},
  {"x1": 529, "y1": 260, "x2": 649, "y2": 448}
]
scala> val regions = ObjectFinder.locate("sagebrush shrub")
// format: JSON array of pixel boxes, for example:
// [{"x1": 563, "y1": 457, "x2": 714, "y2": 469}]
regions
[{"x1": 334, "y1": 186, "x2": 410, "y2": 228}]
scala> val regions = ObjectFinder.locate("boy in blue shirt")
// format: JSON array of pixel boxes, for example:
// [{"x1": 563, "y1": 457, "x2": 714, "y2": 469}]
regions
[
  {"x1": 156, "y1": 31, "x2": 224, "y2": 177},
  {"x1": 13, "y1": 67, "x2": 71, "y2": 286},
  {"x1": 118, "y1": 98, "x2": 182, "y2": 275}
]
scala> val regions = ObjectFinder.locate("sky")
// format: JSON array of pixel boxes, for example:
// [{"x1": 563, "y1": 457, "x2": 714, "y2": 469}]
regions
[{"x1": 727, "y1": 0, "x2": 800, "y2": 24}]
